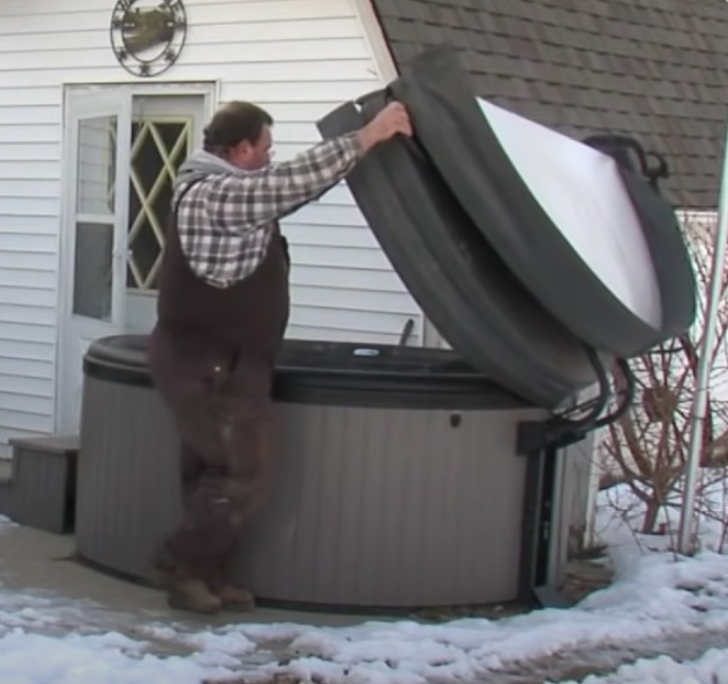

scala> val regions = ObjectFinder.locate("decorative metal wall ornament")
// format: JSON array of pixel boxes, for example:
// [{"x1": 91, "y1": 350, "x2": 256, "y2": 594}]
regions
[{"x1": 110, "y1": 0, "x2": 187, "y2": 77}]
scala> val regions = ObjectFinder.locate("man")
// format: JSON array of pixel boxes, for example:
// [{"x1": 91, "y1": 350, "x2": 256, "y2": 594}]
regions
[{"x1": 149, "y1": 99, "x2": 412, "y2": 614}]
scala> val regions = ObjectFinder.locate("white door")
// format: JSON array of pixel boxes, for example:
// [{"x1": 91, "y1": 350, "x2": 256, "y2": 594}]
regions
[
  {"x1": 57, "y1": 91, "x2": 132, "y2": 434},
  {"x1": 57, "y1": 90, "x2": 208, "y2": 434}
]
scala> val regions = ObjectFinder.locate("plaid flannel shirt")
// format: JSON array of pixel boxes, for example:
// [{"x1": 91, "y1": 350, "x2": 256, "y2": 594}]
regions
[{"x1": 174, "y1": 132, "x2": 363, "y2": 289}]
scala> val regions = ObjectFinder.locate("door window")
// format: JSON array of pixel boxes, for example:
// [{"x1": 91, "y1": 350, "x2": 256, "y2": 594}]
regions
[
  {"x1": 72, "y1": 114, "x2": 121, "y2": 321},
  {"x1": 127, "y1": 117, "x2": 192, "y2": 291}
]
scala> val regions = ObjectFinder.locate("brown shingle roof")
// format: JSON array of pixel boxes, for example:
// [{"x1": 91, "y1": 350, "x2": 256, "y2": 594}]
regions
[{"x1": 370, "y1": 0, "x2": 728, "y2": 209}]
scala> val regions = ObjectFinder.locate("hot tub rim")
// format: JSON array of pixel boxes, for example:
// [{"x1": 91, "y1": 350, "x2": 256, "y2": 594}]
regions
[{"x1": 83, "y1": 335, "x2": 535, "y2": 410}]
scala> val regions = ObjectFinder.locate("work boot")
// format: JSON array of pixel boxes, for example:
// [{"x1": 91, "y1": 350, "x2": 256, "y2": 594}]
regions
[
  {"x1": 167, "y1": 578, "x2": 223, "y2": 615},
  {"x1": 213, "y1": 584, "x2": 256, "y2": 612},
  {"x1": 151, "y1": 548, "x2": 223, "y2": 614},
  {"x1": 207, "y1": 571, "x2": 256, "y2": 612}
]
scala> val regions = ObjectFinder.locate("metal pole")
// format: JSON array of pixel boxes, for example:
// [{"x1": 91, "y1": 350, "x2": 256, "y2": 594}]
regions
[{"x1": 677, "y1": 121, "x2": 728, "y2": 555}]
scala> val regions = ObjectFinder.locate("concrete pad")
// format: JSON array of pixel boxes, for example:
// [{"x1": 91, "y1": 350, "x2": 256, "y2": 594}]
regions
[{"x1": 0, "y1": 523, "x2": 378, "y2": 632}]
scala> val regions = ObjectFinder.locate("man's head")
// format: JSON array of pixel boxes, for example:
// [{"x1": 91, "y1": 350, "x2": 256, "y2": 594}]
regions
[{"x1": 203, "y1": 101, "x2": 274, "y2": 170}]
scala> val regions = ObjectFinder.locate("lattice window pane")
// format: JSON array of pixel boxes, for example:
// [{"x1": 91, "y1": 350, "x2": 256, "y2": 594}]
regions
[{"x1": 127, "y1": 119, "x2": 190, "y2": 291}]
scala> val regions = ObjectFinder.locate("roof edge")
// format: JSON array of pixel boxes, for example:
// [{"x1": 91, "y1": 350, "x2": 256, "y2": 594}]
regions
[{"x1": 350, "y1": 0, "x2": 400, "y2": 82}]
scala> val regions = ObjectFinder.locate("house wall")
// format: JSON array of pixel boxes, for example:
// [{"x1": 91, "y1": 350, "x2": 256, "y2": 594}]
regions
[{"x1": 0, "y1": 0, "x2": 422, "y2": 450}]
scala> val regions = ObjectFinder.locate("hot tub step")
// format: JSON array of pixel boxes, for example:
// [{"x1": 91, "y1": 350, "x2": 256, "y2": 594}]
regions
[
  {"x1": 0, "y1": 460, "x2": 12, "y2": 517},
  {"x1": 0, "y1": 435, "x2": 79, "y2": 534}
]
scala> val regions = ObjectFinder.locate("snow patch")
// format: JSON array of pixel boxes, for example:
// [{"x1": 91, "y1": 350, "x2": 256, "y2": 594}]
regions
[
  {"x1": 551, "y1": 649, "x2": 728, "y2": 684},
  {"x1": 0, "y1": 486, "x2": 727, "y2": 682}
]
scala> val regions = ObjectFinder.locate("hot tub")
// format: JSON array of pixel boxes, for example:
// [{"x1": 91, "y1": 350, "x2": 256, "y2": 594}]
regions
[{"x1": 76, "y1": 335, "x2": 584, "y2": 610}]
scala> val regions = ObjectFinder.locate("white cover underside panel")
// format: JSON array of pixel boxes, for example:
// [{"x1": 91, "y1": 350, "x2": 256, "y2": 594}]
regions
[{"x1": 477, "y1": 97, "x2": 662, "y2": 329}]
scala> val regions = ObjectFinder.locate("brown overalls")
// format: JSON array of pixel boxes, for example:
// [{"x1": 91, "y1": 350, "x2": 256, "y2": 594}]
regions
[{"x1": 148, "y1": 185, "x2": 290, "y2": 585}]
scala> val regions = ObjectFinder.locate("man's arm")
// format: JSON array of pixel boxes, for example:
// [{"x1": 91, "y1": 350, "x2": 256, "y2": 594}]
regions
[
  {"x1": 205, "y1": 101, "x2": 413, "y2": 234},
  {"x1": 207, "y1": 132, "x2": 364, "y2": 233}
]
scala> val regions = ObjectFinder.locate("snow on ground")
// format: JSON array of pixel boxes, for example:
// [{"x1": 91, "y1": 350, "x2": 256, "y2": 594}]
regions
[
  {"x1": 1, "y1": 492, "x2": 728, "y2": 683},
  {"x1": 552, "y1": 649, "x2": 728, "y2": 684},
  {"x1": 596, "y1": 474, "x2": 728, "y2": 560},
  {"x1": 0, "y1": 631, "x2": 231, "y2": 684}
]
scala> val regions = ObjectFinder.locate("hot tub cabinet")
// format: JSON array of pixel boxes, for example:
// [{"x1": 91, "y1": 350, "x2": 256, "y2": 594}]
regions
[{"x1": 76, "y1": 335, "x2": 587, "y2": 610}]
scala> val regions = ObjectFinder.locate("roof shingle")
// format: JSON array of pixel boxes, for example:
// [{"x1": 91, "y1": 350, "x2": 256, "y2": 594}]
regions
[{"x1": 370, "y1": 0, "x2": 728, "y2": 209}]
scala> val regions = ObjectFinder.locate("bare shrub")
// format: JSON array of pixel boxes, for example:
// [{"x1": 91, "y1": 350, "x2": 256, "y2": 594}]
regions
[{"x1": 597, "y1": 211, "x2": 728, "y2": 545}]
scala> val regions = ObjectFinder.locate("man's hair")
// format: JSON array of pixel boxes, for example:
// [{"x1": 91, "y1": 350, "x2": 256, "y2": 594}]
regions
[{"x1": 203, "y1": 101, "x2": 274, "y2": 154}]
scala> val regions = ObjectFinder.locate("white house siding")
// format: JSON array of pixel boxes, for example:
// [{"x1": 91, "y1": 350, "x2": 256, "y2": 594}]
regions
[{"x1": 0, "y1": 0, "x2": 423, "y2": 450}]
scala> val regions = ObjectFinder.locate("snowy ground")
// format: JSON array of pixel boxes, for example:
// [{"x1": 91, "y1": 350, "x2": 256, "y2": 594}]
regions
[{"x1": 1, "y1": 484, "x2": 728, "y2": 684}]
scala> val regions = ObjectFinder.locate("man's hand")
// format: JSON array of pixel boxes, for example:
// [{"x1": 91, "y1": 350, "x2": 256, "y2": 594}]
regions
[{"x1": 357, "y1": 102, "x2": 413, "y2": 153}]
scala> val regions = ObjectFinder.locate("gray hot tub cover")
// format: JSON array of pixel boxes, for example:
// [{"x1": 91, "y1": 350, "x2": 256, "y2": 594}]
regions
[
  {"x1": 389, "y1": 45, "x2": 697, "y2": 358},
  {"x1": 318, "y1": 91, "x2": 599, "y2": 410},
  {"x1": 317, "y1": 45, "x2": 697, "y2": 408}
]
